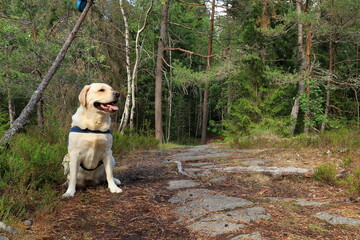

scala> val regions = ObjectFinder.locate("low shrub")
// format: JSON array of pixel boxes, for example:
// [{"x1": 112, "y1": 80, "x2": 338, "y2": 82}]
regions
[
  {"x1": 345, "y1": 167, "x2": 360, "y2": 194},
  {"x1": 0, "y1": 133, "x2": 66, "y2": 220},
  {"x1": 112, "y1": 132, "x2": 159, "y2": 155},
  {"x1": 312, "y1": 163, "x2": 338, "y2": 185}
]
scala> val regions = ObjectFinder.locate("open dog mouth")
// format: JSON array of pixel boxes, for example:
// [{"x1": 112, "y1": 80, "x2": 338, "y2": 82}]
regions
[{"x1": 94, "y1": 101, "x2": 119, "y2": 113}]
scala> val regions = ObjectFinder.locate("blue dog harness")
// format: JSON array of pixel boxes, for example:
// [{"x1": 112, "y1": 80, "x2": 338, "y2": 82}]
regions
[
  {"x1": 69, "y1": 126, "x2": 112, "y2": 135},
  {"x1": 68, "y1": 126, "x2": 112, "y2": 171}
]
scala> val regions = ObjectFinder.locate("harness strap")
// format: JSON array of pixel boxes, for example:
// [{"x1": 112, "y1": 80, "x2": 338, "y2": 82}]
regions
[
  {"x1": 69, "y1": 126, "x2": 112, "y2": 134},
  {"x1": 68, "y1": 126, "x2": 110, "y2": 171},
  {"x1": 80, "y1": 161, "x2": 104, "y2": 171}
]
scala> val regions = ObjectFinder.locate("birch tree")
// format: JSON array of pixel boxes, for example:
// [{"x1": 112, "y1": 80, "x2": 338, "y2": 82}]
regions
[{"x1": 118, "y1": 0, "x2": 153, "y2": 133}]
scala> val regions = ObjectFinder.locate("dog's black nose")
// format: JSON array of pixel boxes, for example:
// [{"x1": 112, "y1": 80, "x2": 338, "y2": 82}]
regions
[{"x1": 113, "y1": 91, "x2": 120, "y2": 98}]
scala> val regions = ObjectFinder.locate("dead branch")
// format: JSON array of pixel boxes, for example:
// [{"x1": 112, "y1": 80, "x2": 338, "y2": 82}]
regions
[
  {"x1": 169, "y1": 22, "x2": 208, "y2": 39},
  {"x1": 165, "y1": 47, "x2": 226, "y2": 59},
  {"x1": 173, "y1": 161, "x2": 192, "y2": 177}
]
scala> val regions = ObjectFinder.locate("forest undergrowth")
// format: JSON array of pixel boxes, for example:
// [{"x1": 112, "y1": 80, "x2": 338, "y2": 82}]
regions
[
  {"x1": 0, "y1": 124, "x2": 159, "y2": 224},
  {"x1": 1, "y1": 125, "x2": 359, "y2": 226}
]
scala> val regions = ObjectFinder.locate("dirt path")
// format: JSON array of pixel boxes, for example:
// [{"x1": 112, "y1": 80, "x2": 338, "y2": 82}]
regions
[{"x1": 21, "y1": 144, "x2": 360, "y2": 239}]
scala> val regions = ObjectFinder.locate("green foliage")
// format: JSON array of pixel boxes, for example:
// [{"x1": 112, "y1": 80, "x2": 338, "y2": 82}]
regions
[
  {"x1": 0, "y1": 133, "x2": 66, "y2": 220},
  {"x1": 299, "y1": 80, "x2": 326, "y2": 130},
  {"x1": 223, "y1": 98, "x2": 262, "y2": 140},
  {"x1": 345, "y1": 167, "x2": 360, "y2": 194},
  {"x1": 312, "y1": 163, "x2": 338, "y2": 185},
  {"x1": 112, "y1": 133, "x2": 159, "y2": 155}
]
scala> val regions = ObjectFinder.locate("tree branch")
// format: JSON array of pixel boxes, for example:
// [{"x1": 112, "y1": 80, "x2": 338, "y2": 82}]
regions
[
  {"x1": 0, "y1": 1, "x2": 94, "y2": 144},
  {"x1": 165, "y1": 47, "x2": 226, "y2": 59}
]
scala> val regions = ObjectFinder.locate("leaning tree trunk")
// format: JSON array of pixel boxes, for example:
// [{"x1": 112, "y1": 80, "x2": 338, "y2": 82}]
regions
[
  {"x1": 155, "y1": 0, "x2": 170, "y2": 144},
  {"x1": 289, "y1": 0, "x2": 307, "y2": 137},
  {"x1": 0, "y1": 1, "x2": 93, "y2": 144},
  {"x1": 200, "y1": 0, "x2": 216, "y2": 145}
]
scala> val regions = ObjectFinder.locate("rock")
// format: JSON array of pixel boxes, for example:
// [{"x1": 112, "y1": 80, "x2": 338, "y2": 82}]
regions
[
  {"x1": 213, "y1": 166, "x2": 312, "y2": 176},
  {"x1": 169, "y1": 188, "x2": 253, "y2": 221},
  {"x1": 294, "y1": 200, "x2": 329, "y2": 207},
  {"x1": 24, "y1": 220, "x2": 32, "y2": 227},
  {"x1": 209, "y1": 176, "x2": 226, "y2": 183},
  {"x1": 0, "y1": 236, "x2": 9, "y2": 240},
  {"x1": 167, "y1": 180, "x2": 200, "y2": 189},
  {"x1": 0, "y1": 221, "x2": 18, "y2": 235},
  {"x1": 316, "y1": 212, "x2": 360, "y2": 226},
  {"x1": 232, "y1": 231, "x2": 262, "y2": 240},
  {"x1": 188, "y1": 207, "x2": 270, "y2": 237}
]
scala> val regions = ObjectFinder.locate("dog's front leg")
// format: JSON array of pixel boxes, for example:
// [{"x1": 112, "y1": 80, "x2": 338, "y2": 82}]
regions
[
  {"x1": 104, "y1": 152, "x2": 123, "y2": 193},
  {"x1": 62, "y1": 152, "x2": 80, "y2": 197}
]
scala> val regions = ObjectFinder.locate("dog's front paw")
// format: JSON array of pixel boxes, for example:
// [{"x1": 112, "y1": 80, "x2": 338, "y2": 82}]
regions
[
  {"x1": 109, "y1": 185, "x2": 123, "y2": 193},
  {"x1": 62, "y1": 190, "x2": 76, "y2": 198}
]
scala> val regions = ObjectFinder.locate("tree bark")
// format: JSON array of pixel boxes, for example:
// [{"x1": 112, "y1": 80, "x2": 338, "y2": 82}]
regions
[
  {"x1": 260, "y1": 0, "x2": 269, "y2": 29},
  {"x1": 321, "y1": 34, "x2": 334, "y2": 133},
  {"x1": 7, "y1": 90, "x2": 15, "y2": 128},
  {"x1": 0, "y1": 1, "x2": 93, "y2": 144},
  {"x1": 155, "y1": 0, "x2": 170, "y2": 144},
  {"x1": 304, "y1": 0, "x2": 311, "y2": 134},
  {"x1": 200, "y1": 0, "x2": 215, "y2": 144},
  {"x1": 289, "y1": 0, "x2": 307, "y2": 137},
  {"x1": 130, "y1": 1, "x2": 153, "y2": 130},
  {"x1": 118, "y1": 0, "x2": 132, "y2": 133}
]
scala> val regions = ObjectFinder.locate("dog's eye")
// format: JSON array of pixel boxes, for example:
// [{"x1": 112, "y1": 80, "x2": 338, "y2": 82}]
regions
[{"x1": 98, "y1": 89, "x2": 105, "y2": 92}]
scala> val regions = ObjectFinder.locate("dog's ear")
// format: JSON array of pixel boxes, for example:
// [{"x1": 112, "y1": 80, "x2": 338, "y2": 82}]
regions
[{"x1": 78, "y1": 85, "x2": 91, "y2": 107}]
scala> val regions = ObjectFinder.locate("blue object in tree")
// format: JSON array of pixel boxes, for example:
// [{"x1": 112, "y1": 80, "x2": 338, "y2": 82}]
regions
[{"x1": 76, "y1": 0, "x2": 87, "y2": 12}]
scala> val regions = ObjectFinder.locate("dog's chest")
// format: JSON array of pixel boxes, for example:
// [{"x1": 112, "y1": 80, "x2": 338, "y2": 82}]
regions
[{"x1": 69, "y1": 132, "x2": 113, "y2": 154}]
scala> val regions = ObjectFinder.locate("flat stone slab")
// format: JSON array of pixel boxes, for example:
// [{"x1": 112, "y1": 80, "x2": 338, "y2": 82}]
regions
[
  {"x1": 295, "y1": 199, "x2": 329, "y2": 207},
  {"x1": 209, "y1": 176, "x2": 227, "y2": 183},
  {"x1": 188, "y1": 207, "x2": 270, "y2": 237},
  {"x1": 168, "y1": 180, "x2": 200, "y2": 189},
  {"x1": 172, "y1": 152, "x2": 231, "y2": 161},
  {"x1": 232, "y1": 231, "x2": 262, "y2": 240},
  {"x1": 240, "y1": 160, "x2": 267, "y2": 166},
  {"x1": 187, "y1": 162, "x2": 214, "y2": 167},
  {"x1": 316, "y1": 212, "x2": 360, "y2": 226},
  {"x1": 214, "y1": 166, "x2": 312, "y2": 176},
  {"x1": 169, "y1": 188, "x2": 253, "y2": 221}
]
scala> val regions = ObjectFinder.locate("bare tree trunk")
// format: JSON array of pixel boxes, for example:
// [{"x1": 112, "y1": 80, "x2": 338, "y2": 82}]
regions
[
  {"x1": 155, "y1": 0, "x2": 170, "y2": 144},
  {"x1": 354, "y1": 88, "x2": 360, "y2": 127},
  {"x1": 0, "y1": 1, "x2": 93, "y2": 144},
  {"x1": 201, "y1": 0, "x2": 215, "y2": 144},
  {"x1": 321, "y1": 34, "x2": 334, "y2": 133},
  {"x1": 130, "y1": 2, "x2": 153, "y2": 130},
  {"x1": 289, "y1": 0, "x2": 307, "y2": 137},
  {"x1": 165, "y1": 35, "x2": 173, "y2": 143},
  {"x1": 7, "y1": 90, "x2": 15, "y2": 128},
  {"x1": 260, "y1": 0, "x2": 269, "y2": 29},
  {"x1": 118, "y1": 0, "x2": 132, "y2": 133},
  {"x1": 304, "y1": 0, "x2": 312, "y2": 134}
]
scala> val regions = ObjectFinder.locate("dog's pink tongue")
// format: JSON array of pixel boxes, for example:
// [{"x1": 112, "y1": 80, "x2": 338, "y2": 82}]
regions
[{"x1": 109, "y1": 105, "x2": 119, "y2": 111}]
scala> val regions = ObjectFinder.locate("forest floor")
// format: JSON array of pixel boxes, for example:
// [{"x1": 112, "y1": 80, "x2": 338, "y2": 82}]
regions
[{"x1": 15, "y1": 143, "x2": 360, "y2": 239}]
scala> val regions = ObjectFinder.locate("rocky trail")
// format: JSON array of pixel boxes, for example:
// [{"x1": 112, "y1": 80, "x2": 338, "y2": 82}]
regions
[{"x1": 10, "y1": 144, "x2": 360, "y2": 239}]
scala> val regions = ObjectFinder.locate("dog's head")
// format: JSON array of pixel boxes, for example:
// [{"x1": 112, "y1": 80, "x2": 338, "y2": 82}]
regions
[{"x1": 78, "y1": 83, "x2": 120, "y2": 113}]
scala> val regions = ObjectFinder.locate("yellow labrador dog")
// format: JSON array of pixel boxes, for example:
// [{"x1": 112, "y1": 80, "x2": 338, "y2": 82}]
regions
[{"x1": 62, "y1": 83, "x2": 122, "y2": 197}]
